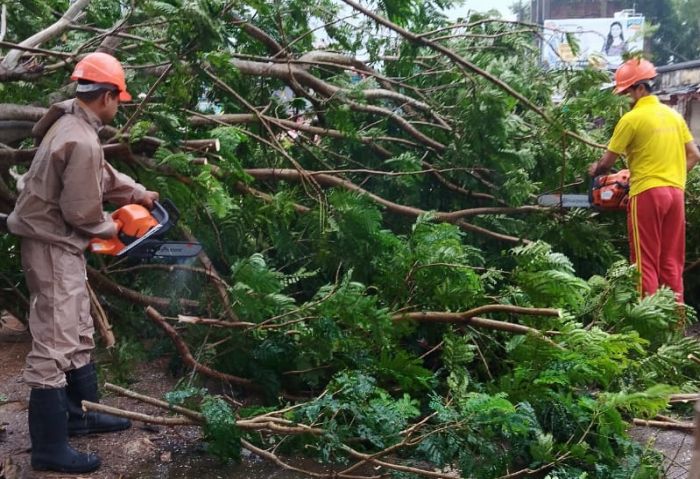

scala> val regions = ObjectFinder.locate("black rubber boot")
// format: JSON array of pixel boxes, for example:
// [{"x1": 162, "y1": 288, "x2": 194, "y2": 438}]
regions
[
  {"x1": 29, "y1": 388, "x2": 101, "y2": 473},
  {"x1": 65, "y1": 363, "x2": 131, "y2": 436}
]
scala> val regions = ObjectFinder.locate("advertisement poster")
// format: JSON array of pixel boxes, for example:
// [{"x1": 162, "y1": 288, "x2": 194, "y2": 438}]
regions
[{"x1": 541, "y1": 16, "x2": 644, "y2": 70}]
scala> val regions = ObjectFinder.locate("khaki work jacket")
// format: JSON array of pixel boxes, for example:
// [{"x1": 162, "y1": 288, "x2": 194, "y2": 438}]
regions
[{"x1": 8, "y1": 99, "x2": 146, "y2": 253}]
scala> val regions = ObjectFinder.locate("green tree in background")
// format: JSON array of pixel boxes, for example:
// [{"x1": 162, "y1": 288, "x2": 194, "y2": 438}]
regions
[{"x1": 624, "y1": 0, "x2": 700, "y2": 63}]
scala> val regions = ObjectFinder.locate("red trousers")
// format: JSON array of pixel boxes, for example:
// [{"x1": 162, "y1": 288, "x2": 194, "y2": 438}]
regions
[{"x1": 627, "y1": 186, "x2": 685, "y2": 302}]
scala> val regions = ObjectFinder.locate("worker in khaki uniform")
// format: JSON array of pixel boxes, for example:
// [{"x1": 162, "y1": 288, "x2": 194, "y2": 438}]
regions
[
  {"x1": 7, "y1": 52, "x2": 158, "y2": 473},
  {"x1": 588, "y1": 59, "x2": 700, "y2": 303}
]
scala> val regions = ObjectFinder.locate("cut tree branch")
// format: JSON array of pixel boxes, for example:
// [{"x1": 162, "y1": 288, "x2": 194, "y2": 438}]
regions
[
  {"x1": 104, "y1": 382, "x2": 205, "y2": 422},
  {"x1": 82, "y1": 401, "x2": 196, "y2": 426},
  {"x1": 632, "y1": 418, "x2": 694, "y2": 431}
]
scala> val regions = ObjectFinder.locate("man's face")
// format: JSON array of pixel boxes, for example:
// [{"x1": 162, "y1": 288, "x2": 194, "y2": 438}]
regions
[
  {"x1": 623, "y1": 84, "x2": 645, "y2": 106},
  {"x1": 101, "y1": 91, "x2": 120, "y2": 124}
]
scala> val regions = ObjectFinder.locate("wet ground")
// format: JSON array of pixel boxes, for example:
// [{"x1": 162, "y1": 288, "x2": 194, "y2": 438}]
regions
[
  {"x1": 0, "y1": 315, "x2": 308, "y2": 479},
  {"x1": 0, "y1": 313, "x2": 697, "y2": 478},
  {"x1": 631, "y1": 426, "x2": 694, "y2": 479}
]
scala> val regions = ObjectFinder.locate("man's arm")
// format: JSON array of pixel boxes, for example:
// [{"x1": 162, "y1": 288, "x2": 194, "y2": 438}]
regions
[
  {"x1": 588, "y1": 150, "x2": 619, "y2": 177},
  {"x1": 102, "y1": 161, "x2": 159, "y2": 209},
  {"x1": 686, "y1": 142, "x2": 700, "y2": 172},
  {"x1": 60, "y1": 141, "x2": 118, "y2": 239}
]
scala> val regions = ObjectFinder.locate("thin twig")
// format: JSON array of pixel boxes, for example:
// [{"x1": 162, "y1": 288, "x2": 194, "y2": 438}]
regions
[{"x1": 110, "y1": 62, "x2": 174, "y2": 141}]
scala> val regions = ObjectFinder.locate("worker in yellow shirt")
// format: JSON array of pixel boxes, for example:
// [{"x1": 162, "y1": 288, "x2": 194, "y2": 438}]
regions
[{"x1": 588, "y1": 58, "x2": 700, "y2": 303}]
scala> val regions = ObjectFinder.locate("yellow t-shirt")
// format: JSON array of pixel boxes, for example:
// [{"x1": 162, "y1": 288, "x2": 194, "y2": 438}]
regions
[{"x1": 607, "y1": 95, "x2": 693, "y2": 197}]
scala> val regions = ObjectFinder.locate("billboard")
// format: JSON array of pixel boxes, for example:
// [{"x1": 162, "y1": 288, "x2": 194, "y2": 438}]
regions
[{"x1": 541, "y1": 15, "x2": 644, "y2": 70}]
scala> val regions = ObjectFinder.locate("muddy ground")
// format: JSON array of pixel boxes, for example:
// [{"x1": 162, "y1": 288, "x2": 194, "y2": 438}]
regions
[
  {"x1": 0, "y1": 315, "x2": 697, "y2": 479},
  {"x1": 0, "y1": 317, "x2": 310, "y2": 479}
]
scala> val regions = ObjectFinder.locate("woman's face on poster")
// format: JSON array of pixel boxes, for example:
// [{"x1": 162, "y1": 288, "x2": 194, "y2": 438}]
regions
[{"x1": 611, "y1": 23, "x2": 622, "y2": 37}]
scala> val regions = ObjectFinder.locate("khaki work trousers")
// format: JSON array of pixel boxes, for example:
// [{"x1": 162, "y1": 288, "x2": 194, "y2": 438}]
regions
[{"x1": 21, "y1": 238, "x2": 94, "y2": 388}]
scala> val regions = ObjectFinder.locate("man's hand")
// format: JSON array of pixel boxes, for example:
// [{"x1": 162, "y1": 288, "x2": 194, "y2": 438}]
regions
[
  {"x1": 141, "y1": 190, "x2": 160, "y2": 209},
  {"x1": 588, "y1": 161, "x2": 600, "y2": 177},
  {"x1": 686, "y1": 142, "x2": 700, "y2": 172},
  {"x1": 589, "y1": 150, "x2": 619, "y2": 177}
]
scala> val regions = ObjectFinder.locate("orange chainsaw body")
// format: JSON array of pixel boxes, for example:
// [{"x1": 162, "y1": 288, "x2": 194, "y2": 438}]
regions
[
  {"x1": 590, "y1": 169, "x2": 630, "y2": 211},
  {"x1": 89, "y1": 204, "x2": 159, "y2": 256}
]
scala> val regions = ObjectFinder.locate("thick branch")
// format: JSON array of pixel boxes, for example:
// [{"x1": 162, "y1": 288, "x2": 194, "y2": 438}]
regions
[
  {"x1": 0, "y1": 62, "x2": 46, "y2": 82},
  {"x1": 0, "y1": 5, "x2": 6, "y2": 42},
  {"x1": 175, "y1": 315, "x2": 255, "y2": 329},
  {"x1": 82, "y1": 401, "x2": 196, "y2": 426},
  {"x1": 189, "y1": 113, "x2": 419, "y2": 149},
  {"x1": 104, "y1": 382, "x2": 205, "y2": 422},
  {"x1": 145, "y1": 306, "x2": 257, "y2": 389},
  {"x1": 0, "y1": 120, "x2": 36, "y2": 146},
  {"x1": 296, "y1": 51, "x2": 449, "y2": 129},
  {"x1": 632, "y1": 418, "x2": 694, "y2": 431},
  {"x1": 87, "y1": 266, "x2": 200, "y2": 312},
  {"x1": 440, "y1": 205, "x2": 545, "y2": 220},
  {"x1": 0, "y1": 143, "x2": 132, "y2": 169},
  {"x1": 2, "y1": 0, "x2": 90, "y2": 70},
  {"x1": 0, "y1": 136, "x2": 216, "y2": 169},
  {"x1": 246, "y1": 168, "x2": 526, "y2": 244},
  {"x1": 669, "y1": 393, "x2": 700, "y2": 403},
  {"x1": 230, "y1": 15, "x2": 285, "y2": 55},
  {"x1": 0, "y1": 104, "x2": 48, "y2": 122}
]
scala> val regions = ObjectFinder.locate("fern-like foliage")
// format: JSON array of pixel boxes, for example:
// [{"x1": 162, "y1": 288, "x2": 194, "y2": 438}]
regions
[{"x1": 510, "y1": 241, "x2": 590, "y2": 308}]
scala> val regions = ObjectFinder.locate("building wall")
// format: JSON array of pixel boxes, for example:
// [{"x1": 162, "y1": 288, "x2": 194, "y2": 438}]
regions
[
  {"x1": 532, "y1": 0, "x2": 627, "y2": 23},
  {"x1": 657, "y1": 69, "x2": 700, "y2": 93},
  {"x1": 690, "y1": 100, "x2": 700, "y2": 141},
  {"x1": 656, "y1": 62, "x2": 700, "y2": 135}
]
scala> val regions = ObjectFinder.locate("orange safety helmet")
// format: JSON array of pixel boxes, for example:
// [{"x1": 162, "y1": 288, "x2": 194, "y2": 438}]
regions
[
  {"x1": 71, "y1": 52, "x2": 131, "y2": 101},
  {"x1": 613, "y1": 58, "x2": 656, "y2": 94}
]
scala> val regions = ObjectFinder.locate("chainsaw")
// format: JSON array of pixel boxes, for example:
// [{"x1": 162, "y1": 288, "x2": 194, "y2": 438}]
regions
[
  {"x1": 89, "y1": 199, "x2": 202, "y2": 260},
  {"x1": 1, "y1": 200, "x2": 200, "y2": 260},
  {"x1": 537, "y1": 169, "x2": 630, "y2": 211}
]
